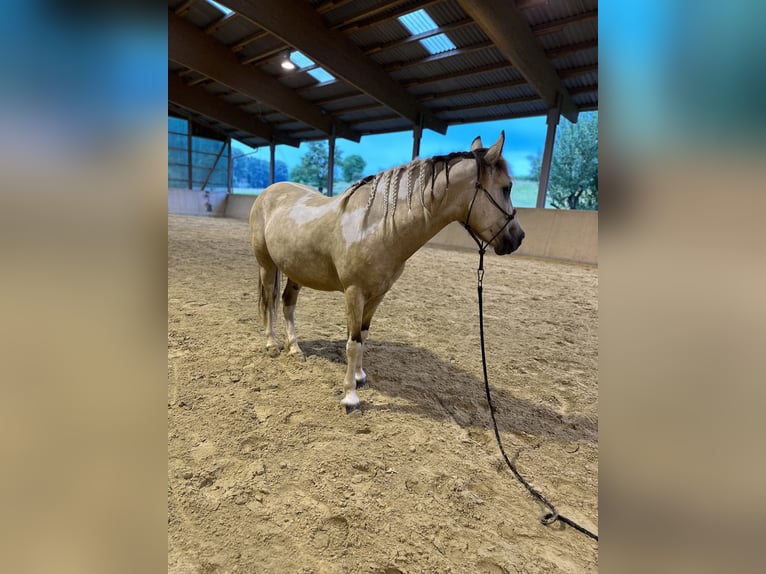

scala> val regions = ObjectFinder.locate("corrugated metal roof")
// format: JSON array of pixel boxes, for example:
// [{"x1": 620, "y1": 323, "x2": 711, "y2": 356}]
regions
[
  {"x1": 210, "y1": 16, "x2": 256, "y2": 46},
  {"x1": 168, "y1": 0, "x2": 597, "y2": 147},
  {"x1": 426, "y1": 0, "x2": 472, "y2": 25}
]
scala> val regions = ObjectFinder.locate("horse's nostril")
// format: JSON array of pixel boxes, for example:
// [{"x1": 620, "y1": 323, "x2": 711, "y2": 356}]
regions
[{"x1": 520, "y1": 231, "x2": 525, "y2": 241}]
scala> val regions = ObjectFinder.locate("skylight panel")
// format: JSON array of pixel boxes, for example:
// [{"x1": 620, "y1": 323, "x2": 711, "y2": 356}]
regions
[
  {"x1": 205, "y1": 0, "x2": 233, "y2": 15},
  {"x1": 399, "y1": 10, "x2": 438, "y2": 35},
  {"x1": 420, "y1": 34, "x2": 457, "y2": 54},
  {"x1": 287, "y1": 51, "x2": 335, "y2": 84},
  {"x1": 308, "y1": 68, "x2": 335, "y2": 83},
  {"x1": 398, "y1": 9, "x2": 456, "y2": 55},
  {"x1": 289, "y1": 51, "x2": 315, "y2": 69}
]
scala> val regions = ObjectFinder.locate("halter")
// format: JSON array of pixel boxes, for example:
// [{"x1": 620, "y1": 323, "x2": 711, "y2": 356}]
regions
[{"x1": 461, "y1": 152, "x2": 517, "y2": 252}]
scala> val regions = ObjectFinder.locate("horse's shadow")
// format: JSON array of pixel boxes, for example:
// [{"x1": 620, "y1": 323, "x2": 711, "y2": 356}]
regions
[{"x1": 300, "y1": 339, "x2": 597, "y2": 444}]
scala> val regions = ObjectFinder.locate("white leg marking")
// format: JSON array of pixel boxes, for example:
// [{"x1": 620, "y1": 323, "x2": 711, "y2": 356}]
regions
[
  {"x1": 356, "y1": 330, "x2": 368, "y2": 383},
  {"x1": 283, "y1": 304, "x2": 304, "y2": 359},
  {"x1": 340, "y1": 340, "x2": 362, "y2": 408},
  {"x1": 265, "y1": 302, "x2": 279, "y2": 355}
]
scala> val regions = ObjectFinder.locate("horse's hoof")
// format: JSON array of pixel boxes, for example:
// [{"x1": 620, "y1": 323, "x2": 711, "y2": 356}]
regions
[
  {"x1": 288, "y1": 349, "x2": 306, "y2": 362},
  {"x1": 355, "y1": 376, "x2": 369, "y2": 389},
  {"x1": 344, "y1": 403, "x2": 362, "y2": 415},
  {"x1": 266, "y1": 346, "x2": 280, "y2": 358}
]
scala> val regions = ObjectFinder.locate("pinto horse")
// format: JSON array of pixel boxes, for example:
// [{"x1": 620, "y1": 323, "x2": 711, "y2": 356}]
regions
[{"x1": 249, "y1": 132, "x2": 524, "y2": 412}]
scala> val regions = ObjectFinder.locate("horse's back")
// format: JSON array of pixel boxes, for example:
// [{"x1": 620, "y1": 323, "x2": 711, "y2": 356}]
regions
[
  {"x1": 249, "y1": 182, "x2": 344, "y2": 291},
  {"x1": 251, "y1": 182, "x2": 320, "y2": 223},
  {"x1": 250, "y1": 182, "x2": 321, "y2": 248}
]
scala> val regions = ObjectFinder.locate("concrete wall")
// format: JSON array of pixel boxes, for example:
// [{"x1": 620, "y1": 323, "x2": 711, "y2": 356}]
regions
[
  {"x1": 168, "y1": 188, "x2": 228, "y2": 217},
  {"x1": 225, "y1": 193, "x2": 258, "y2": 221},
  {"x1": 183, "y1": 193, "x2": 597, "y2": 265},
  {"x1": 429, "y1": 208, "x2": 597, "y2": 264}
]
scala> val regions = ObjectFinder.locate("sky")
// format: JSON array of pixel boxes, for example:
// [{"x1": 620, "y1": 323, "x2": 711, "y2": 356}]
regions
[{"x1": 233, "y1": 115, "x2": 555, "y2": 179}]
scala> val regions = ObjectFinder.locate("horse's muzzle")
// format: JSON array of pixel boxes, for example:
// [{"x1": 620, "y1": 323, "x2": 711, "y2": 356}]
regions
[{"x1": 494, "y1": 229, "x2": 525, "y2": 255}]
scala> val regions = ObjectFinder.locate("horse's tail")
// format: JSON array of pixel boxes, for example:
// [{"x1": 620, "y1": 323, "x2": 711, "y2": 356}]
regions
[{"x1": 257, "y1": 266, "x2": 281, "y2": 327}]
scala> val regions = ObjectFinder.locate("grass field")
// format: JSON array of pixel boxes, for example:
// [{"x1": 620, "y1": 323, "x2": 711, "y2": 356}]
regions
[{"x1": 509, "y1": 178, "x2": 540, "y2": 208}]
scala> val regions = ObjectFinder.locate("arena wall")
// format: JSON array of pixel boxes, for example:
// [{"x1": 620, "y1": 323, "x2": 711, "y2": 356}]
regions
[
  {"x1": 429, "y1": 208, "x2": 598, "y2": 264},
  {"x1": 169, "y1": 191, "x2": 597, "y2": 265},
  {"x1": 224, "y1": 193, "x2": 258, "y2": 220},
  {"x1": 168, "y1": 188, "x2": 228, "y2": 217}
]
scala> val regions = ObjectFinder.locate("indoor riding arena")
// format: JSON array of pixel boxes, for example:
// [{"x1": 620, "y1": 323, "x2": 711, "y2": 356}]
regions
[{"x1": 168, "y1": 1, "x2": 598, "y2": 572}]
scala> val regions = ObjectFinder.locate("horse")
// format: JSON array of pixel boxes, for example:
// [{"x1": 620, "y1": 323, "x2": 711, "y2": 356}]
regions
[{"x1": 249, "y1": 132, "x2": 524, "y2": 413}]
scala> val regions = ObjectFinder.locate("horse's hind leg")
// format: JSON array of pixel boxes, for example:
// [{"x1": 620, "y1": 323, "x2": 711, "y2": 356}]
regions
[
  {"x1": 281, "y1": 278, "x2": 304, "y2": 360},
  {"x1": 258, "y1": 264, "x2": 281, "y2": 357}
]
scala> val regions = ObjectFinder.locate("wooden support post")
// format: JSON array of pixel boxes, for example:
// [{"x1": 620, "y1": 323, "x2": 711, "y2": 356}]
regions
[
  {"x1": 186, "y1": 111, "x2": 193, "y2": 189},
  {"x1": 327, "y1": 129, "x2": 336, "y2": 196},
  {"x1": 536, "y1": 93, "x2": 563, "y2": 209},
  {"x1": 412, "y1": 114, "x2": 423, "y2": 159},
  {"x1": 200, "y1": 140, "x2": 228, "y2": 191},
  {"x1": 269, "y1": 140, "x2": 276, "y2": 185},
  {"x1": 227, "y1": 137, "x2": 233, "y2": 193}
]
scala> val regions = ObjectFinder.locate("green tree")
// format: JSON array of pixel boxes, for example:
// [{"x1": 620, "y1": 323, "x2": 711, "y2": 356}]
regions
[
  {"x1": 341, "y1": 154, "x2": 366, "y2": 182},
  {"x1": 289, "y1": 141, "x2": 343, "y2": 193},
  {"x1": 528, "y1": 112, "x2": 598, "y2": 210},
  {"x1": 549, "y1": 112, "x2": 598, "y2": 210},
  {"x1": 527, "y1": 151, "x2": 542, "y2": 180}
]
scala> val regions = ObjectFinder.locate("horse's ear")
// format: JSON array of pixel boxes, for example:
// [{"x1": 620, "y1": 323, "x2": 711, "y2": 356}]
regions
[
  {"x1": 470, "y1": 136, "x2": 483, "y2": 151},
  {"x1": 485, "y1": 131, "x2": 505, "y2": 164}
]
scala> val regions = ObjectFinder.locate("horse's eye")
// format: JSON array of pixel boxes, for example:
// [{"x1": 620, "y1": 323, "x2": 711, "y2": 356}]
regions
[{"x1": 502, "y1": 185, "x2": 511, "y2": 196}]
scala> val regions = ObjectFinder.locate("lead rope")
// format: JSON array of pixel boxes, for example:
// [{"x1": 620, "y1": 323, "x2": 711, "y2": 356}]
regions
[{"x1": 474, "y1": 247, "x2": 598, "y2": 542}]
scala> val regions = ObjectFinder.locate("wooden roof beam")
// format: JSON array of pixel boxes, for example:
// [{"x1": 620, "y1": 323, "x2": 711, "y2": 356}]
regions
[
  {"x1": 231, "y1": 30, "x2": 269, "y2": 53},
  {"x1": 363, "y1": 18, "x2": 474, "y2": 56},
  {"x1": 559, "y1": 64, "x2": 598, "y2": 79},
  {"x1": 432, "y1": 94, "x2": 540, "y2": 113},
  {"x1": 174, "y1": 1, "x2": 197, "y2": 16},
  {"x1": 310, "y1": 91, "x2": 369, "y2": 106},
  {"x1": 217, "y1": 0, "x2": 447, "y2": 134},
  {"x1": 385, "y1": 41, "x2": 494, "y2": 73},
  {"x1": 334, "y1": 0, "x2": 440, "y2": 34},
  {"x1": 532, "y1": 9, "x2": 598, "y2": 36},
  {"x1": 442, "y1": 109, "x2": 554, "y2": 125},
  {"x1": 169, "y1": 12, "x2": 360, "y2": 141},
  {"x1": 418, "y1": 78, "x2": 528, "y2": 103},
  {"x1": 545, "y1": 39, "x2": 598, "y2": 60},
  {"x1": 316, "y1": 0, "x2": 359, "y2": 15},
  {"x1": 457, "y1": 0, "x2": 579, "y2": 122},
  {"x1": 569, "y1": 84, "x2": 598, "y2": 96},
  {"x1": 331, "y1": 102, "x2": 385, "y2": 116},
  {"x1": 204, "y1": 12, "x2": 239, "y2": 35},
  {"x1": 169, "y1": 73, "x2": 300, "y2": 147},
  {"x1": 403, "y1": 63, "x2": 515, "y2": 88},
  {"x1": 403, "y1": 45, "x2": 596, "y2": 89}
]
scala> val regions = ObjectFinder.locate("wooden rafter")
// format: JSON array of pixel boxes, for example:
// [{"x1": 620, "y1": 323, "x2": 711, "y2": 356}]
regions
[
  {"x1": 457, "y1": 0, "x2": 579, "y2": 122},
  {"x1": 216, "y1": 0, "x2": 447, "y2": 133},
  {"x1": 169, "y1": 11, "x2": 360, "y2": 141},
  {"x1": 532, "y1": 9, "x2": 598, "y2": 36},
  {"x1": 168, "y1": 73, "x2": 300, "y2": 147}
]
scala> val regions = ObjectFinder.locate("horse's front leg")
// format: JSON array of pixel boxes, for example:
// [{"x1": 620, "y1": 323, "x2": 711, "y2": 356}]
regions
[
  {"x1": 355, "y1": 293, "x2": 385, "y2": 389},
  {"x1": 341, "y1": 287, "x2": 366, "y2": 413}
]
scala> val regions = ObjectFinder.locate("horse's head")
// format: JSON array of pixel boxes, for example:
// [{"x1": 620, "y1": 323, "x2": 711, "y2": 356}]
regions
[{"x1": 466, "y1": 132, "x2": 525, "y2": 255}]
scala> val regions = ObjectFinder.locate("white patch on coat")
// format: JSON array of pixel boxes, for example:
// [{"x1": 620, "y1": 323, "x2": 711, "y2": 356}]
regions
[
  {"x1": 288, "y1": 192, "x2": 336, "y2": 225},
  {"x1": 340, "y1": 207, "x2": 380, "y2": 245}
]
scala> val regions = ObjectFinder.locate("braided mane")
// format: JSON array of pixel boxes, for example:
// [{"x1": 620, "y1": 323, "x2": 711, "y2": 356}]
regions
[{"x1": 341, "y1": 150, "x2": 487, "y2": 216}]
